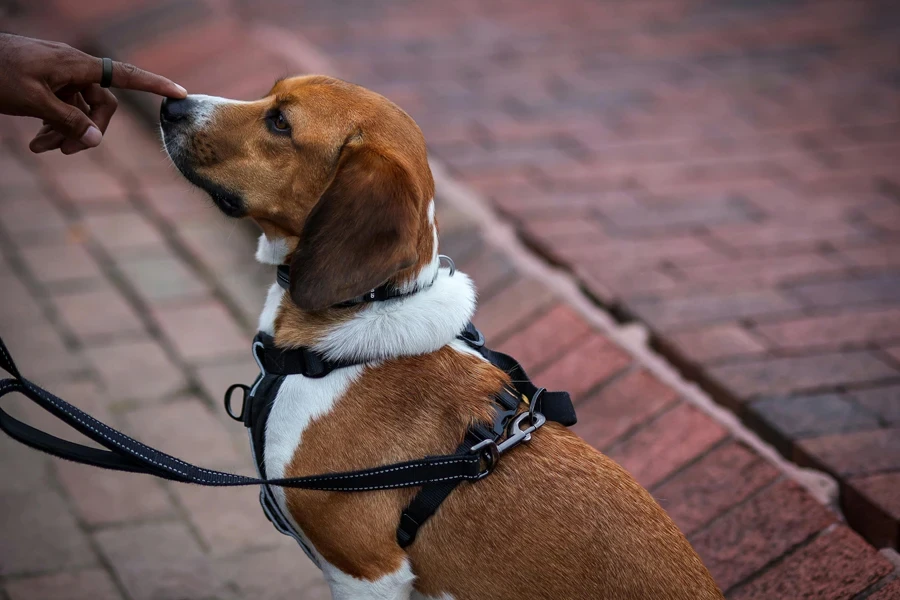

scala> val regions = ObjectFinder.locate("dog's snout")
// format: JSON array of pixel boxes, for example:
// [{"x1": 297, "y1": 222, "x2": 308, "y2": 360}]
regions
[{"x1": 160, "y1": 96, "x2": 195, "y2": 124}]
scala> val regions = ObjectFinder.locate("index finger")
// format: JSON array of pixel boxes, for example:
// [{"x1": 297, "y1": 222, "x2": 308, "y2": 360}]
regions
[{"x1": 93, "y1": 57, "x2": 187, "y2": 98}]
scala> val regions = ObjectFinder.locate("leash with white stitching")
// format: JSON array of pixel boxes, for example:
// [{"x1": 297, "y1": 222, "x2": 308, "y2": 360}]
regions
[{"x1": 0, "y1": 334, "x2": 489, "y2": 491}]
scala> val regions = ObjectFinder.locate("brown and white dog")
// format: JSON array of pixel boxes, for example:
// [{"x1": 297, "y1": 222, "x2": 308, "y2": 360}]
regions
[{"x1": 160, "y1": 75, "x2": 723, "y2": 600}]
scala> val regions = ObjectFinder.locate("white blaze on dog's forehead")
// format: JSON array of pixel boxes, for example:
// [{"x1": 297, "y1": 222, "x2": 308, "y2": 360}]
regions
[{"x1": 255, "y1": 233, "x2": 290, "y2": 265}]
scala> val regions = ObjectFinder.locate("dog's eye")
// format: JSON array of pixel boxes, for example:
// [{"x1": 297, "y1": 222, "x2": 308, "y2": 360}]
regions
[{"x1": 267, "y1": 112, "x2": 291, "y2": 134}]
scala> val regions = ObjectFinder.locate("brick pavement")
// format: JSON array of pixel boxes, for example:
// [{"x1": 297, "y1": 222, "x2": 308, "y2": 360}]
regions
[{"x1": 0, "y1": 2, "x2": 897, "y2": 599}]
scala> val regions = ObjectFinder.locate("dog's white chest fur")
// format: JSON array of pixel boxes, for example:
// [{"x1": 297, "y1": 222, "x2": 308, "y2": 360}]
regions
[{"x1": 254, "y1": 232, "x2": 472, "y2": 599}]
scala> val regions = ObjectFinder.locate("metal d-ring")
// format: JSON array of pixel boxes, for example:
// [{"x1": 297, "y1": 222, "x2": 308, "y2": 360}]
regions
[{"x1": 438, "y1": 255, "x2": 455, "y2": 276}]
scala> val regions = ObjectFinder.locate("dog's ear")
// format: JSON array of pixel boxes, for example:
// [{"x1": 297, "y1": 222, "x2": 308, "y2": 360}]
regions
[{"x1": 289, "y1": 146, "x2": 420, "y2": 311}]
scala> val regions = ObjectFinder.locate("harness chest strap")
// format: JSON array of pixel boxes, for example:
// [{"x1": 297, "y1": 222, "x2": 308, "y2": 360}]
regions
[{"x1": 0, "y1": 323, "x2": 575, "y2": 555}]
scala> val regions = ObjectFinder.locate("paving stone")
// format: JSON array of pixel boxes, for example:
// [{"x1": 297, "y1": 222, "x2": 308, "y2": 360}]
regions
[
  {"x1": 0, "y1": 318, "x2": 86, "y2": 380},
  {"x1": 151, "y1": 299, "x2": 247, "y2": 362},
  {"x1": 82, "y1": 212, "x2": 167, "y2": 252},
  {"x1": 19, "y1": 242, "x2": 104, "y2": 284},
  {"x1": 94, "y1": 521, "x2": 236, "y2": 600},
  {"x1": 690, "y1": 480, "x2": 837, "y2": 593},
  {"x1": 0, "y1": 196, "x2": 69, "y2": 245},
  {"x1": 754, "y1": 307, "x2": 900, "y2": 351},
  {"x1": 867, "y1": 578, "x2": 900, "y2": 600},
  {"x1": 472, "y1": 276, "x2": 556, "y2": 342},
  {"x1": 751, "y1": 393, "x2": 881, "y2": 439},
  {"x1": 84, "y1": 337, "x2": 188, "y2": 402},
  {"x1": 172, "y1": 482, "x2": 281, "y2": 555},
  {"x1": 665, "y1": 324, "x2": 767, "y2": 364},
  {"x1": 653, "y1": 442, "x2": 780, "y2": 536},
  {"x1": 117, "y1": 251, "x2": 210, "y2": 303},
  {"x1": 534, "y1": 333, "x2": 632, "y2": 401},
  {"x1": 796, "y1": 428, "x2": 900, "y2": 477},
  {"x1": 573, "y1": 369, "x2": 680, "y2": 450},
  {"x1": 121, "y1": 396, "x2": 242, "y2": 468},
  {"x1": 846, "y1": 472, "x2": 900, "y2": 549},
  {"x1": 0, "y1": 489, "x2": 96, "y2": 575},
  {"x1": 4, "y1": 568, "x2": 122, "y2": 600},
  {"x1": 852, "y1": 384, "x2": 900, "y2": 425},
  {"x1": 495, "y1": 303, "x2": 593, "y2": 372},
  {"x1": 630, "y1": 290, "x2": 800, "y2": 331},
  {"x1": 195, "y1": 358, "x2": 260, "y2": 404},
  {"x1": 787, "y1": 274, "x2": 900, "y2": 309},
  {"x1": 729, "y1": 525, "x2": 892, "y2": 600},
  {"x1": 606, "y1": 403, "x2": 728, "y2": 489},
  {"x1": 53, "y1": 285, "x2": 146, "y2": 341},
  {"x1": 56, "y1": 462, "x2": 173, "y2": 526},
  {"x1": 215, "y1": 547, "x2": 329, "y2": 600},
  {"x1": 709, "y1": 352, "x2": 898, "y2": 400}
]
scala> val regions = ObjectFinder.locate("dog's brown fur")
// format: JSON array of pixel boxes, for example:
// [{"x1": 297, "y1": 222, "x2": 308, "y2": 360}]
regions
[{"x1": 164, "y1": 75, "x2": 724, "y2": 599}]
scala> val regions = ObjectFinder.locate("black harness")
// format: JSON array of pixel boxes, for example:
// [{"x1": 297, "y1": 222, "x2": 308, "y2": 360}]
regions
[{"x1": 0, "y1": 264, "x2": 576, "y2": 563}]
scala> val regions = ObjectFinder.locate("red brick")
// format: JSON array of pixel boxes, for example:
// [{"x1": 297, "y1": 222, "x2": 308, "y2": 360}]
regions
[
  {"x1": 630, "y1": 290, "x2": 799, "y2": 330},
  {"x1": 709, "y1": 352, "x2": 898, "y2": 399},
  {"x1": 754, "y1": 307, "x2": 900, "y2": 351},
  {"x1": 853, "y1": 384, "x2": 900, "y2": 425},
  {"x1": 709, "y1": 221, "x2": 873, "y2": 253},
  {"x1": 665, "y1": 324, "x2": 767, "y2": 364},
  {"x1": 140, "y1": 180, "x2": 214, "y2": 223},
  {"x1": 845, "y1": 472, "x2": 900, "y2": 549},
  {"x1": 459, "y1": 248, "x2": 517, "y2": 296},
  {"x1": 5, "y1": 568, "x2": 122, "y2": 600},
  {"x1": 472, "y1": 276, "x2": 556, "y2": 342},
  {"x1": 151, "y1": 300, "x2": 248, "y2": 362},
  {"x1": 675, "y1": 253, "x2": 848, "y2": 288},
  {"x1": 19, "y1": 242, "x2": 103, "y2": 284},
  {"x1": 751, "y1": 393, "x2": 880, "y2": 440},
  {"x1": 173, "y1": 482, "x2": 279, "y2": 555},
  {"x1": 56, "y1": 462, "x2": 173, "y2": 526},
  {"x1": 573, "y1": 369, "x2": 679, "y2": 450},
  {"x1": 0, "y1": 490, "x2": 96, "y2": 575},
  {"x1": 117, "y1": 251, "x2": 210, "y2": 303},
  {"x1": 535, "y1": 333, "x2": 632, "y2": 401},
  {"x1": 653, "y1": 442, "x2": 780, "y2": 536},
  {"x1": 868, "y1": 578, "x2": 900, "y2": 600},
  {"x1": 195, "y1": 359, "x2": 263, "y2": 407},
  {"x1": 496, "y1": 303, "x2": 592, "y2": 372},
  {"x1": 54, "y1": 168, "x2": 129, "y2": 208},
  {"x1": 796, "y1": 428, "x2": 900, "y2": 477},
  {"x1": 838, "y1": 243, "x2": 900, "y2": 271},
  {"x1": 214, "y1": 547, "x2": 329, "y2": 599},
  {"x1": 729, "y1": 526, "x2": 892, "y2": 600},
  {"x1": 82, "y1": 212, "x2": 166, "y2": 252},
  {"x1": 690, "y1": 480, "x2": 837, "y2": 592},
  {"x1": 122, "y1": 396, "x2": 242, "y2": 468},
  {"x1": 787, "y1": 274, "x2": 900, "y2": 309},
  {"x1": 93, "y1": 522, "x2": 233, "y2": 600},
  {"x1": 84, "y1": 337, "x2": 187, "y2": 402},
  {"x1": 53, "y1": 285, "x2": 145, "y2": 341},
  {"x1": 606, "y1": 403, "x2": 728, "y2": 488},
  {"x1": 0, "y1": 313, "x2": 85, "y2": 379}
]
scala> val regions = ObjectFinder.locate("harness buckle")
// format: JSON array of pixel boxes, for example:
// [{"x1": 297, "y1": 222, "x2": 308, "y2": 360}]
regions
[{"x1": 470, "y1": 411, "x2": 546, "y2": 479}]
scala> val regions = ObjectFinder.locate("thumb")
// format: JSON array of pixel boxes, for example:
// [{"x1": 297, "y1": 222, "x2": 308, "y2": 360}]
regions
[{"x1": 37, "y1": 94, "x2": 103, "y2": 148}]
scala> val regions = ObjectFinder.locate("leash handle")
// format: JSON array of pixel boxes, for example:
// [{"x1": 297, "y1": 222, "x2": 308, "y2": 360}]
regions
[{"x1": 0, "y1": 335, "x2": 484, "y2": 490}]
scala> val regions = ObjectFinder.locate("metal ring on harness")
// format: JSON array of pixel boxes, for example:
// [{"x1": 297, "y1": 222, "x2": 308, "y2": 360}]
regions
[{"x1": 438, "y1": 254, "x2": 456, "y2": 276}]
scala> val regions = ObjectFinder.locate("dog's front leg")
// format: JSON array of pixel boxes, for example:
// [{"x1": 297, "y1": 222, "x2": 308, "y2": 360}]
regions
[{"x1": 322, "y1": 559, "x2": 416, "y2": 600}]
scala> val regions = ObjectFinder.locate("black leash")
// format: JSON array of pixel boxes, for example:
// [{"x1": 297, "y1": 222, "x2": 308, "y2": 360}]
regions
[{"x1": 0, "y1": 335, "x2": 490, "y2": 491}]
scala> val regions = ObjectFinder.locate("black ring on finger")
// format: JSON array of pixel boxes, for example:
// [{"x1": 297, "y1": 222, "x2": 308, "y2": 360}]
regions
[{"x1": 100, "y1": 58, "x2": 113, "y2": 88}]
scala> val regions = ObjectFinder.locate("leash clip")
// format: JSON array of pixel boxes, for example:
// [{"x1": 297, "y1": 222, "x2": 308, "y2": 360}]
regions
[
  {"x1": 223, "y1": 384, "x2": 250, "y2": 422},
  {"x1": 470, "y1": 411, "x2": 546, "y2": 479}
]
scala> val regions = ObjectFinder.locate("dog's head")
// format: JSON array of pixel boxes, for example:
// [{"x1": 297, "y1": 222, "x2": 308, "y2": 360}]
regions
[{"x1": 160, "y1": 75, "x2": 435, "y2": 311}]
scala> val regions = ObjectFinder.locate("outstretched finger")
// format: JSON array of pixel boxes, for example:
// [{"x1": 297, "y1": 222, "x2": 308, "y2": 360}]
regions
[{"x1": 97, "y1": 58, "x2": 186, "y2": 98}]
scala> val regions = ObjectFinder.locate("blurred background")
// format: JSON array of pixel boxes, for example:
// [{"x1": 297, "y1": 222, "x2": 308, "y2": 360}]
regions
[{"x1": 1, "y1": 1, "x2": 898, "y2": 599}]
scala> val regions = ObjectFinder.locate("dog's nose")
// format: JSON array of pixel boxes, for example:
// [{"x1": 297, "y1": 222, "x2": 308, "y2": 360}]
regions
[{"x1": 160, "y1": 96, "x2": 195, "y2": 124}]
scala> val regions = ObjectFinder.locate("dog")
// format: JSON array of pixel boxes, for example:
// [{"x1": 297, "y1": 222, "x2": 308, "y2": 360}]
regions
[{"x1": 160, "y1": 75, "x2": 724, "y2": 600}]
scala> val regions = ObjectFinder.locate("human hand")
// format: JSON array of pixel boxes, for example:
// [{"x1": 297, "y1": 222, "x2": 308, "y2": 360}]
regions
[{"x1": 0, "y1": 33, "x2": 187, "y2": 154}]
